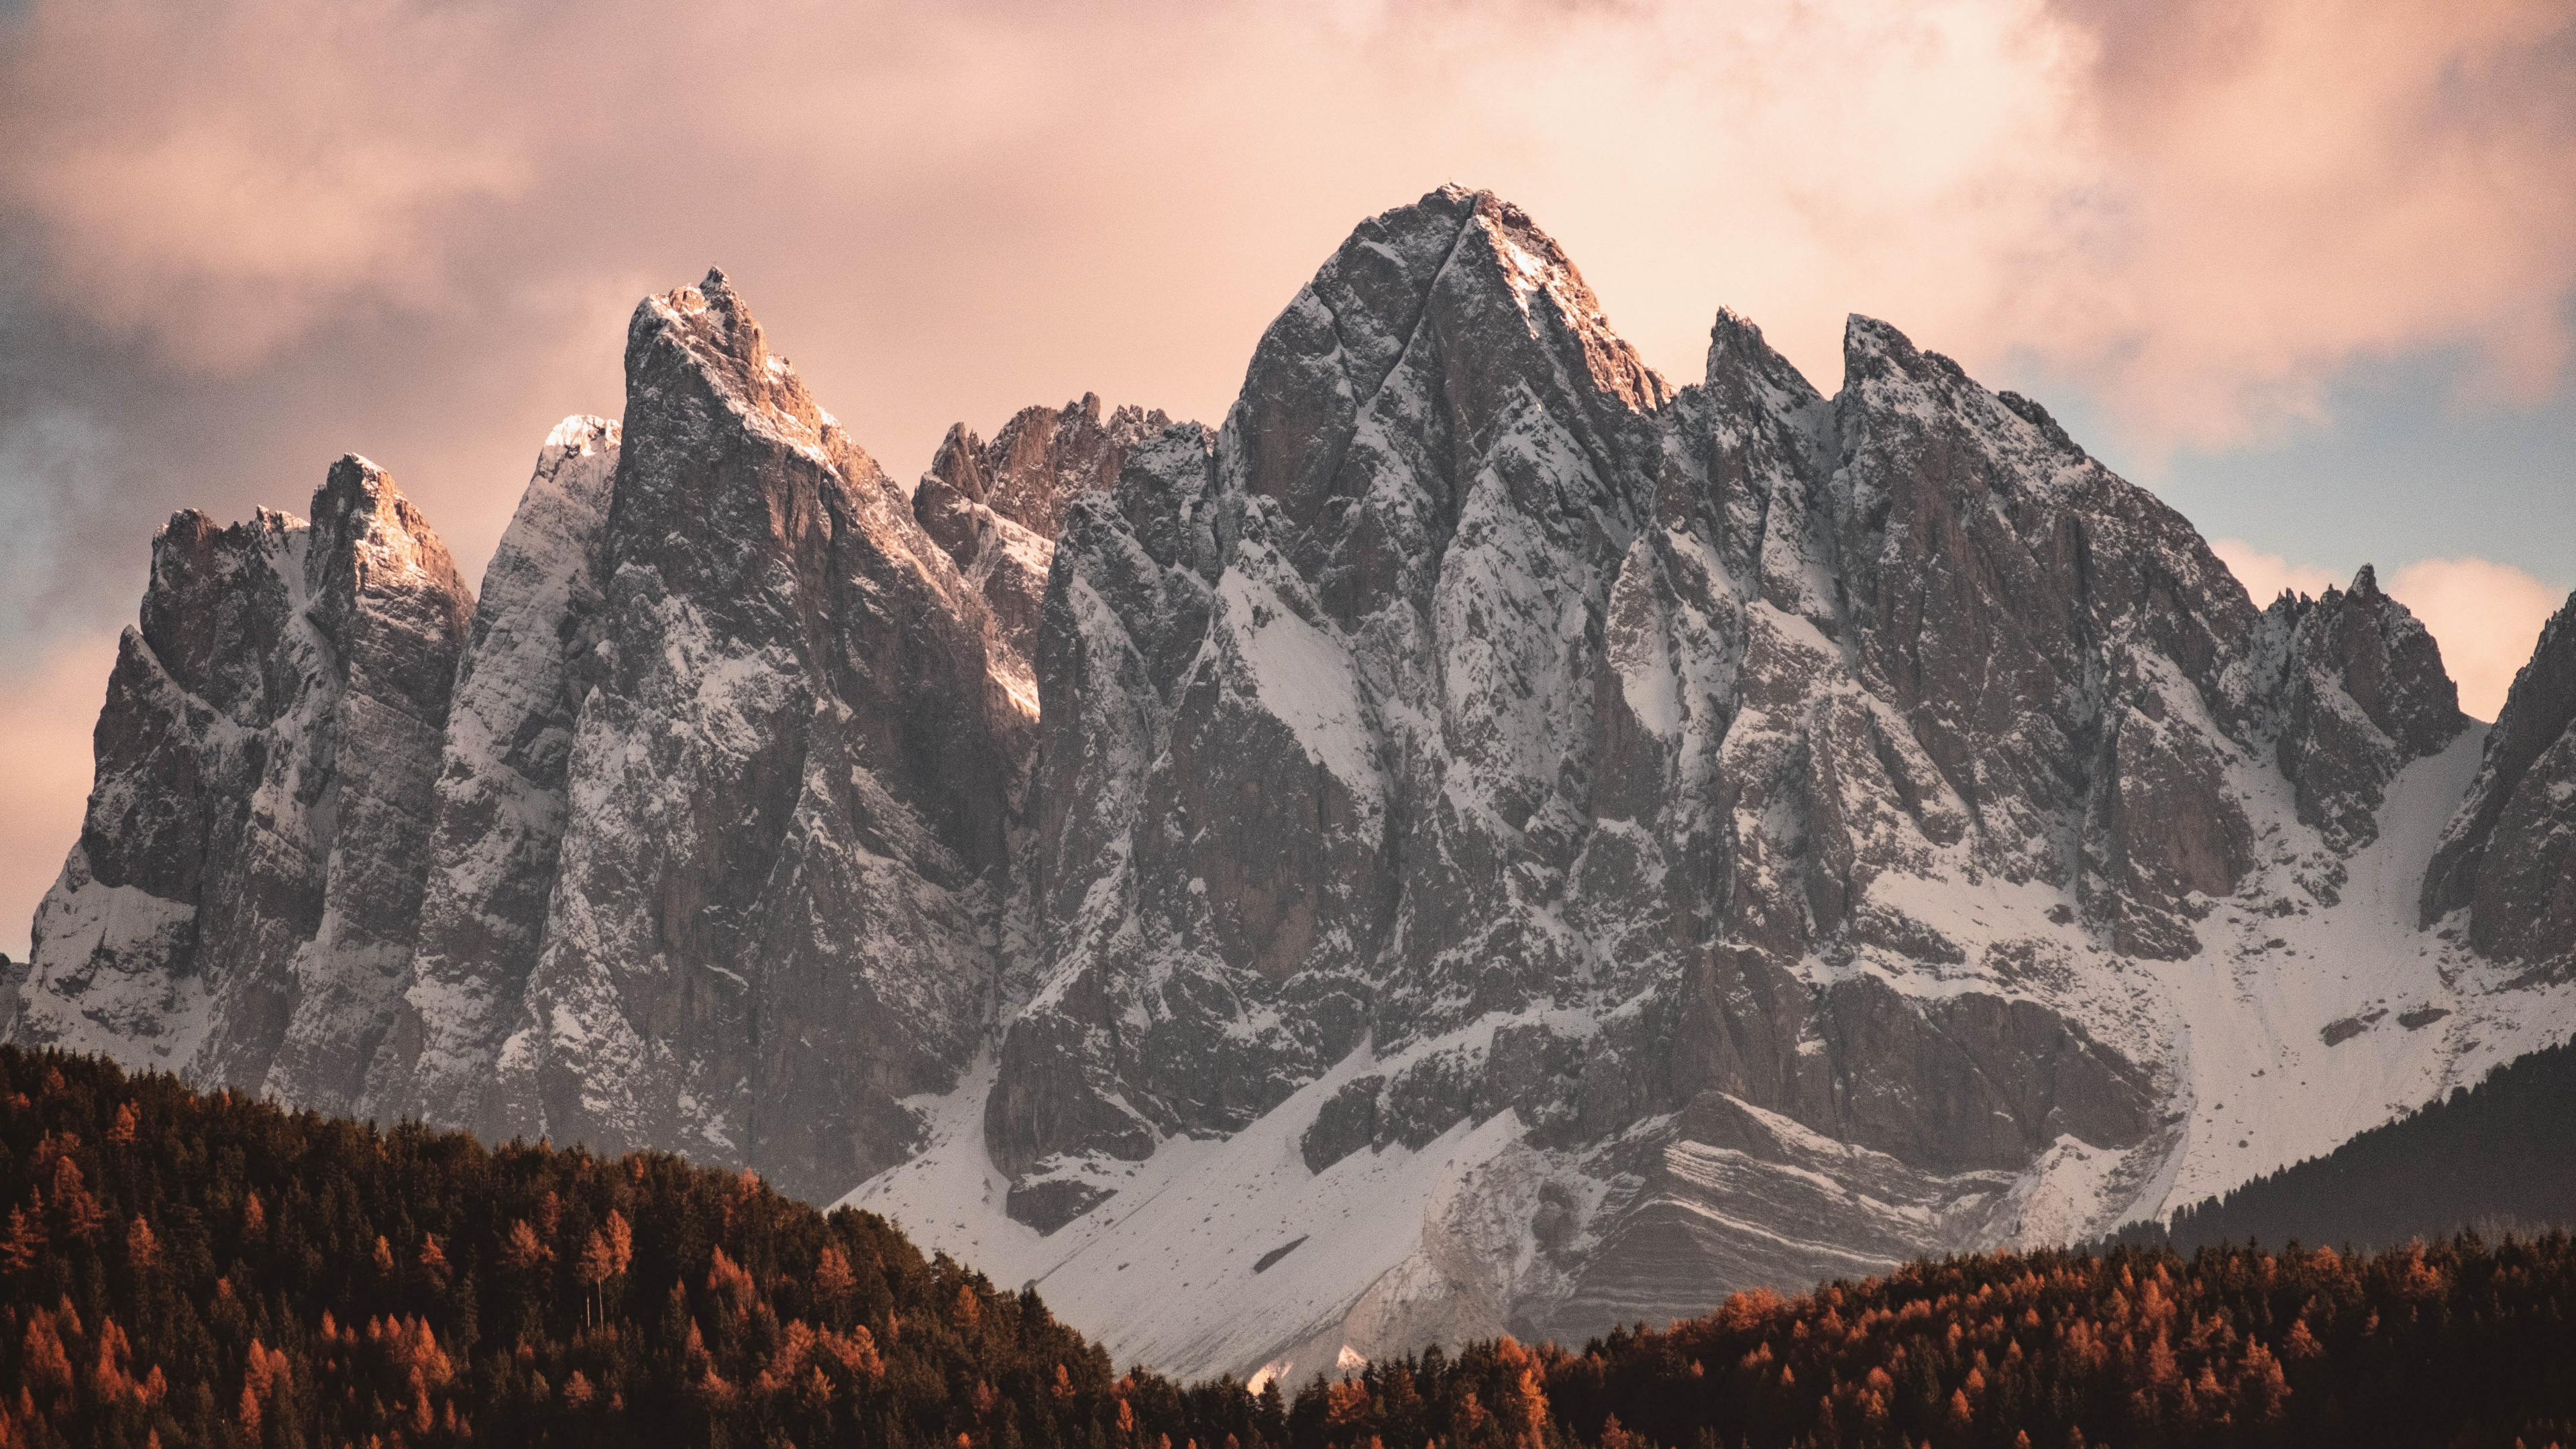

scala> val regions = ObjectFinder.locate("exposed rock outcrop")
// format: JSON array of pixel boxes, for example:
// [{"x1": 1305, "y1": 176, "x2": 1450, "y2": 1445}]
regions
[
  {"x1": 2423, "y1": 590, "x2": 2576, "y2": 970},
  {"x1": 928, "y1": 394, "x2": 1172, "y2": 541},
  {"x1": 474, "y1": 271, "x2": 1032, "y2": 1200},
  {"x1": 2266, "y1": 566, "x2": 2469, "y2": 853},
  {"x1": 11, "y1": 458, "x2": 472, "y2": 1110},
  {"x1": 360, "y1": 417, "x2": 621, "y2": 1128},
  {"x1": 912, "y1": 396, "x2": 1175, "y2": 710}
]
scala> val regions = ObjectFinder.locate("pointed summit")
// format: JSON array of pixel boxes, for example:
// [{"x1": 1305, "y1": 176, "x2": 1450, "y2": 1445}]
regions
[
  {"x1": 2270, "y1": 562, "x2": 2466, "y2": 851},
  {"x1": 362, "y1": 415, "x2": 622, "y2": 1128},
  {"x1": 924, "y1": 394, "x2": 1175, "y2": 542},
  {"x1": 625, "y1": 267, "x2": 843, "y2": 462},
  {"x1": 482, "y1": 264, "x2": 1030, "y2": 1200}
]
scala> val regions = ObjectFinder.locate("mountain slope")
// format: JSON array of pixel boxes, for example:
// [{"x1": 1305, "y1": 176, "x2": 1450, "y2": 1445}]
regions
[
  {"x1": 364, "y1": 415, "x2": 622, "y2": 1130},
  {"x1": 2118, "y1": 1035, "x2": 2576, "y2": 1252},
  {"x1": 472, "y1": 272, "x2": 1034, "y2": 1199},
  {"x1": 853, "y1": 189, "x2": 2573, "y2": 1379},
  {"x1": 11, "y1": 186, "x2": 2575, "y2": 1384}
]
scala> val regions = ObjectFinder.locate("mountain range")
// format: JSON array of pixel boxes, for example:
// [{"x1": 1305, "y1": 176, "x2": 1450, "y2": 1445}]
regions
[{"x1": 7, "y1": 186, "x2": 2573, "y2": 1384}]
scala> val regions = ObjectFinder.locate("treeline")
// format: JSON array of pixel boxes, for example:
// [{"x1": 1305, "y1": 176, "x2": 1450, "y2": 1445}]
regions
[
  {"x1": 3, "y1": 1046, "x2": 2574, "y2": 1448},
  {"x1": 0, "y1": 1045, "x2": 1250, "y2": 1448},
  {"x1": 2117, "y1": 1037, "x2": 2576, "y2": 1254},
  {"x1": 1528, "y1": 1237, "x2": 2575, "y2": 1449}
]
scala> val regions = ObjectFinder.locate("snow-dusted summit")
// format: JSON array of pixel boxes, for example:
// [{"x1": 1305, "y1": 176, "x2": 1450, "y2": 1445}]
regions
[{"x1": 9, "y1": 188, "x2": 2573, "y2": 1386}]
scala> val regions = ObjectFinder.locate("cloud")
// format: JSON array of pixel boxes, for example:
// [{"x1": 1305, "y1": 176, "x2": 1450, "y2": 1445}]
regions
[
  {"x1": 0, "y1": 632, "x2": 113, "y2": 962},
  {"x1": 2024, "y1": 0, "x2": 2576, "y2": 448},
  {"x1": 2387, "y1": 557, "x2": 2569, "y2": 722},
  {"x1": 0, "y1": 403, "x2": 115, "y2": 671},
  {"x1": 0, "y1": 0, "x2": 529, "y2": 368},
  {"x1": 2210, "y1": 539, "x2": 2348, "y2": 608},
  {"x1": 0, "y1": 0, "x2": 2567, "y2": 439}
]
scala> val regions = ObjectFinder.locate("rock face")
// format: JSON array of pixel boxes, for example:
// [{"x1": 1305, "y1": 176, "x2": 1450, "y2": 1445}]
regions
[
  {"x1": 360, "y1": 417, "x2": 623, "y2": 1129},
  {"x1": 468, "y1": 273, "x2": 1032, "y2": 1199},
  {"x1": 18, "y1": 189, "x2": 2576, "y2": 1383},
  {"x1": 912, "y1": 395, "x2": 1173, "y2": 703},
  {"x1": 853, "y1": 189, "x2": 2566, "y2": 1379},
  {"x1": 928, "y1": 394, "x2": 1172, "y2": 541},
  {"x1": 8, "y1": 459, "x2": 472, "y2": 1110},
  {"x1": 2265, "y1": 566, "x2": 2469, "y2": 854},
  {"x1": 13, "y1": 276, "x2": 1035, "y2": 1205},
  {"x1": 2423, "y1": 590, "x2": 2576, "y2": 971}
]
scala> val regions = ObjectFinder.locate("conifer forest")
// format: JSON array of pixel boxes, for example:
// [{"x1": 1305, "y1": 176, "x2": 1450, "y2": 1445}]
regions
[{"x1": 1, "y1": 1046, "x2": 2571, "y2": 1448}]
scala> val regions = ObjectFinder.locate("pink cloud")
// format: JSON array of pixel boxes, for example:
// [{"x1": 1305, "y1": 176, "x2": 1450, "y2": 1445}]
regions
[
  {"x1": 2210, "y1": 539, "x2": 2345, "y2": 608},
  {"x1": 0, "y1": 633, "x2": 113, "y2": 961},
  {"x1": 0, "y1": 0, "x2": 530, "y2": 369},
  {"x1": 2387, "y1": 557, "x2": 2569, "y2": 722},
  {"x1": 0, "y1": 0, "x2": 2566, "y2": 444},
  {"x1": 2031, "y1": 0, "x2": 2576, "y2": 449}
]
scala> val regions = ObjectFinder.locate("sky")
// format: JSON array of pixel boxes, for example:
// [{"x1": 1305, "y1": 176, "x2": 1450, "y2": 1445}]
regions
[{"x1": 1, "y1": 0, "x2": 2572, "y2": 959}]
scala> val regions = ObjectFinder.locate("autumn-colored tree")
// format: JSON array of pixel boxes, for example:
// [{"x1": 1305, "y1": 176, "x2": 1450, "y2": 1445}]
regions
[
  {"x1": 46, "y1": 1157, "x2": 102, "y2": 1244},
  {"x1": 0, "y1": 1205, "x2": 39, "y2": 1275},
  {"x1": 419, "y1": 1230, "x2": 451, "y2": 1285},
  {"x1": 3, "y1": 1042, "x2": 2575, "y2": 1449},
  {"x1": 503, "y1": 1216, "x2": 553, "y2": 1273}
]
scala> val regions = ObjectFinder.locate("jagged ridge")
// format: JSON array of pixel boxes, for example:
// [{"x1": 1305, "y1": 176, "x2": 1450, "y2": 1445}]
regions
[{"x1": 9, "y1": 186, "x2": 2574, "y2": 1385}]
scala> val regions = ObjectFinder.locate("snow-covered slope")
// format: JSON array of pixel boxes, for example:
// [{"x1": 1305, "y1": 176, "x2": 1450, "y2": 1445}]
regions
[{"x1": 13, "y1": 186, "x2": 2574, "y2": 1387}]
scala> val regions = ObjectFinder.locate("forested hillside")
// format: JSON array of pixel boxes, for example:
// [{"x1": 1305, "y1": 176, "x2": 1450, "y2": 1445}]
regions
[
  {"x1": 2118, "y1": 1038, "x2": 2576, "y2": 1253},
  {"x1": 0, "y1": 1044, "x2": 1213, "y2": 1448},
  {"x1": 3, "y1": 1045, "x2": 2572, "y2": 1448}
]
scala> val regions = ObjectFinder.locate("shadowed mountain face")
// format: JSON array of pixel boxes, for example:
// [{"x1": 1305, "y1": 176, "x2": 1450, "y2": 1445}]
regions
[
  {"x1": 7, "y1": 187, "x2": 2570, "y2": 1381},
  {"x1": 2422, "y1": 590, "x2": 2576, "y2": 967}
]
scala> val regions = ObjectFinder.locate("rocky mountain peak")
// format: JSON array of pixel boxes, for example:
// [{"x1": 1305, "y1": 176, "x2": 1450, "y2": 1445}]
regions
[
  {"x1": 912, "y1": 394, "x2": 1179, "y2": 712},
  {"x1": 10, "y1": 455, "x2": 473, "y2": 1108},
  {"x1": 925, "y1": 393, "x2": 1173, "y2": 541},
  {"x1": 631, "y1": 266, "x2": 839, "y2": 455},
  {"x1": 1461, "y1": 189, "x2": 1671, "y2": 414},
  {"x1": 360, "y1": 415, "x2": 622, "y2": 1129},
  {"x1": 306, "y1": 455, "x2": 475, "y2": 709},
  {"x1": 2269, "y1": 564, "x2": 2467, "y2": 853},
  {"x1": 473, "y1": 267, "x2": 1029, "y2": 1200}
]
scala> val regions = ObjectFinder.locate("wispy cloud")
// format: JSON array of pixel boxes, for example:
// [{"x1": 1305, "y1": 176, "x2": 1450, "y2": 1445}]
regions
[{"x1": 2388, "y1": 557, "x2": 2569, "y2": 723}]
